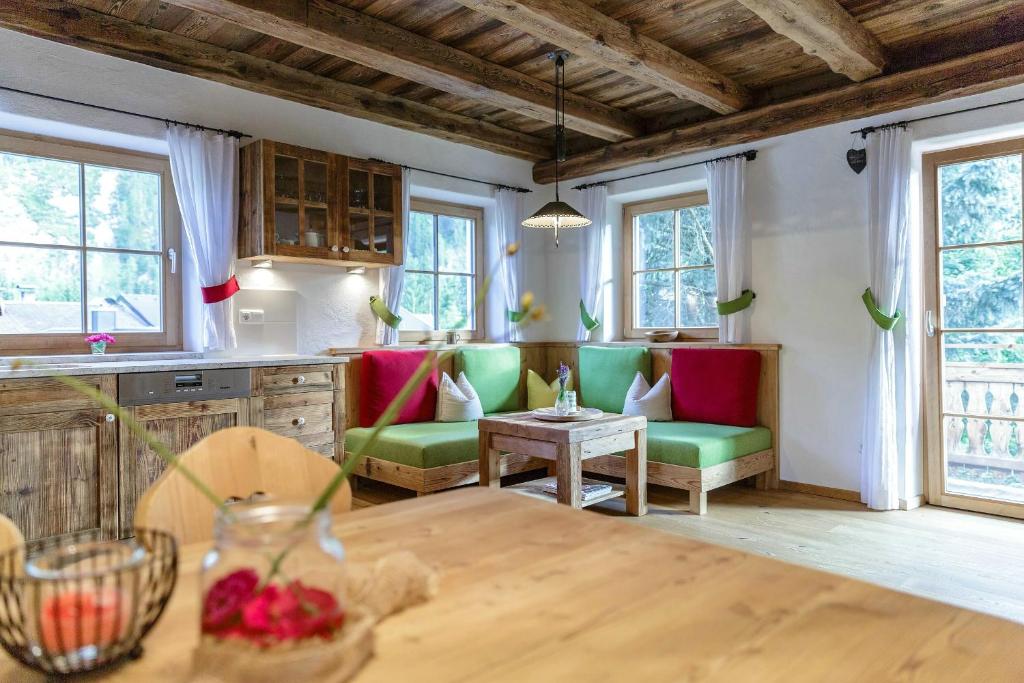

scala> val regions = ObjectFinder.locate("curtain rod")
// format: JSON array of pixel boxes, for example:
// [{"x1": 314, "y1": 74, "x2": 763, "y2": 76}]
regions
[
  {"x1": 0, "y1": 84, "x2": 249, "y2": 139},
  {"x1": 368, "y1": 158, "x2": 531, "y2": 193},
  {"x1": 852, "y1": 93, "x2": 1024, "y2": 138},
  {"x1": 571, "y1": 149, "x2": 758, "y2": 191}
]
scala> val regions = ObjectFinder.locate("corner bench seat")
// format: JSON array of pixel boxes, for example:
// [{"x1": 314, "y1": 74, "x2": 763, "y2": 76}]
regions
[
  {"x1": 642, "y1": 422, "x2": 772, "y2": 469},
  {"x1": 345, "y1": 415, "x2": 549, "y2": 493},
  {"x1": 347, "y1": 418, "x2": 771, "y2": 489},
  {"x1": 346, "y1": 420, "x2": 481, "y2": 470}
]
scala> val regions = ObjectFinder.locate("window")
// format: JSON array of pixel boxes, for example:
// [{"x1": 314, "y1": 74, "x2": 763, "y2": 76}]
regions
[
  {"x1": 0, "y1": 133, "x2": 180, "y2": 353},
  {"x1": 399, "y1": 199, "x2": 484, "y2": 340},
  {"x1": 623, "y1": 192, "x2": 717, "y2": 338}
]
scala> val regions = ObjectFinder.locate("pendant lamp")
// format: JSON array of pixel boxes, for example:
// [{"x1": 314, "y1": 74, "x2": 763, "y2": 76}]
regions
[{"x1": 522, "y1": 51, "x2": 591, "y2": 246}]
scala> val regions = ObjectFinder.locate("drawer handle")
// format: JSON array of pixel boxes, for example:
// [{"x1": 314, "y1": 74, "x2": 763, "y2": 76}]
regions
[
  {"x1": 104, "y1": 413, "x2": 116, "y2": 423},
  {"x1": 295, "y1": 375, "x2": 306, "y2": 385},
  {"x1": 293, "y1": 417, "x2": 306, "y2": 427}
]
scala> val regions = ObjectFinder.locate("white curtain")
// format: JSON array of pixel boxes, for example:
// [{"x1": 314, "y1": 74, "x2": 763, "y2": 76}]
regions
[
  {"x1": 166, "y1": 125, "x2": 239, "y2": 352},
  {"x1": 376, "y1": 170, "x2": 411, "y2": 345},
  {"x1": 494, "y1": 189, "x2": 524, "y2": 342},
  {"x1": 706, "y1": 156, "x2": 751, "y2": 343},
  {"x1": 861, "y1": 126, "x2": 913, "y2": 511},
  {"x1": 577, "y1": 186, "x2": 607, "y2": 341}
]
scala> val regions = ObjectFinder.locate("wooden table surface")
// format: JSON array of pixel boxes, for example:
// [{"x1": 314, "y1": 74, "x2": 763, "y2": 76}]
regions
[{"x1": 4, "y1": 488, "x2": 1024, "y2": 681}]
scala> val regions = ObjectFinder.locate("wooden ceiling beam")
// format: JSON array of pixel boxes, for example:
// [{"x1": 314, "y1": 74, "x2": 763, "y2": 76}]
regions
[
  {"x1": 0, "y1": 2, "x2": 550, "y2": 161},
  {"x1": 736, "y1": 0, "x2": 886, "y2": 81},
  {"x1": 450, "y1": 0, "x2": 750, "y2": 114},
  {"x1": 533, "y1": 40, "x2": 1024, "y2": 183},
  {"x1": 165, "y1": 0, "x2": 644, "y2": 142}
]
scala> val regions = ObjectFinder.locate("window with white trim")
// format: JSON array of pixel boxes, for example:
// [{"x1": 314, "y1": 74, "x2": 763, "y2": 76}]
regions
[
  {"x1": 624, "y1": 192, "x2": 718, "y2": 339},
  {"x1": 399, "y1": 199, "x2": 484, "y2": 340},
  {"x1": 0, "y1": 133, "x2": 181, "y2": 353}
]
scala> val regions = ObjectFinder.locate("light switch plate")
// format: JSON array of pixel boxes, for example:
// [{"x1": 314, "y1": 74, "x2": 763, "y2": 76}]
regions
[{"x1": 239, "y1": 308, "x2": 265, "y2": 324}]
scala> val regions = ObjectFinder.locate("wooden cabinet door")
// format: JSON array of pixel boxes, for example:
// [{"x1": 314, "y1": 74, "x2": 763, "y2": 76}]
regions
[
  {"x1": 119, "y1": 398, "x2": 249, "y2": 536},
  {"x1": 0, "y1": 376, "x2": 118, "y2": 541},
  {"x1": 341, "y1": 160, "x2": 403, "y2": 266}
]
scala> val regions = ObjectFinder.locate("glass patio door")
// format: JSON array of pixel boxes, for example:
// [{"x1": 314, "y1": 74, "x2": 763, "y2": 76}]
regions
[{"x1": 924, "y1": 138, "x2": 1024, "y2": 518}]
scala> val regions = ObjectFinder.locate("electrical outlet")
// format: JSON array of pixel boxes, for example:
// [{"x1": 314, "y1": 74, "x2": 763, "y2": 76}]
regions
[{"x1": 239, "y1": 308, "x2": 265, "y2": 324}]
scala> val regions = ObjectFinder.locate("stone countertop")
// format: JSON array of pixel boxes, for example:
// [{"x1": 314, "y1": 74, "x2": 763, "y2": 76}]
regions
[{"x1": 0, "y1": 354, "x2": 349, "y2": 380}]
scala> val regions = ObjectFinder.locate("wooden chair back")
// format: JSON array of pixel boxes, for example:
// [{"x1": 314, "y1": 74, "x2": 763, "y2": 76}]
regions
[
  {"x1": 134, "y1": 427, "x2": 352, "y2": 544},
  {"x1": 0, "y1": 514, "x2": 23, "y2": 554}
]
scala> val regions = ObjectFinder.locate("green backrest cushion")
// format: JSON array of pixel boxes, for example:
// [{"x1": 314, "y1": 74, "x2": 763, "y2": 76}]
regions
[
  {"x1": 456, "y1": 346, "x2": 522, "y2": 413},
  {"x1": 578, "y1": 346, "x2": 651, "y2": 413}
]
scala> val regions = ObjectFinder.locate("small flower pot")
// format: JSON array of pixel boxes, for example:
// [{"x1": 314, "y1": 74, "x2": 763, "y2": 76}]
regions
[{"x1": 90, "y1": 342, "x2": 107, "y2": 355}]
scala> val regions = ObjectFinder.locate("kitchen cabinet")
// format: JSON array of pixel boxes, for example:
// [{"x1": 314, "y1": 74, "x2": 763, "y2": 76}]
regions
[
  {"x1": 118, "y1": 398, "x2": 250, "y2": 536},
  {"x1": 239, "y1": 139, "x2": 403, "y2": 267},
  {"x1": 250, "y1": 365, "x2": 344, "y2": 459},
  {"x1": 342, "y1": 158, "x2": 403, "y2": 265},
  {"x1": 0, "y1": 375, "x2": 118, "y2": 541},
  {"x1": 0, "y1": 361, "x2": 346, "y2": 541}
]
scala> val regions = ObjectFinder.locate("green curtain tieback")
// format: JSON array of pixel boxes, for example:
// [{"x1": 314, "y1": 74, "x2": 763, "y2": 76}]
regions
[
  {"x1": 579, "y1": 299, "x2": 599, "y2": 332},
  {"x1": 507, "y1": 309, "x2": 526, "y2": 323},
  {"x1": 862, "y1": 287, "x2": 902, "y2": 331},
  {"x1": 716, "y1": 290, "x2": 756, "y2": 316},
  {"x1": 369, "y1": 295, "x2": 401, "y2": 329}
]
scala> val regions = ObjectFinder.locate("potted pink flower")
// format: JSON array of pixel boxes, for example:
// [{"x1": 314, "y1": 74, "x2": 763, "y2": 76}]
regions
[{"x1": 85, "y1": 333, "x2": 116, "y2": 355}]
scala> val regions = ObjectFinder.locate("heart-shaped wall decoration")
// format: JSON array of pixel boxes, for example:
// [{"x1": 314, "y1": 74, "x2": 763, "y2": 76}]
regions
[{"x1": 847, "y1": 148, "x2": 867, "y2": 174}]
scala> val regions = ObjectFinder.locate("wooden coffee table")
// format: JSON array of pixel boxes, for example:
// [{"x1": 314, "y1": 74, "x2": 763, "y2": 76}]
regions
[{"x1": 478, "y1": 412, "x2": 647, "y2": 515}]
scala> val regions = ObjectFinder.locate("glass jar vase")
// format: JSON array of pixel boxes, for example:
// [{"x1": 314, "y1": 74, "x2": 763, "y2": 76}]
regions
[{"x1": 199, "y1": 503, "x2": 347, "y2": 649}]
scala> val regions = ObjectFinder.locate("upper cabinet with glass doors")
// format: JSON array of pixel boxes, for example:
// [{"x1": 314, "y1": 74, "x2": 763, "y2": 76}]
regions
[{"x1": 238, "y1": 140, "x2": 403, "y2": 267}]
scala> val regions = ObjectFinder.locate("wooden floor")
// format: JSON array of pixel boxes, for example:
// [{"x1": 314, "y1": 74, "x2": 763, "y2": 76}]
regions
[{"x1": 354, "y1": 478, "x2": 1024, "y2": 625}]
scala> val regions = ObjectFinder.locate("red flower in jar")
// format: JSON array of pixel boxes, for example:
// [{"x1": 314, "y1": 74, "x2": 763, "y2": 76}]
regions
[
  {"x1": 201, "y1": 568, "x2": 259, "y2": 634},
  {"x1": 203, "y1": 569, "x2": 345, "y2": 645}
]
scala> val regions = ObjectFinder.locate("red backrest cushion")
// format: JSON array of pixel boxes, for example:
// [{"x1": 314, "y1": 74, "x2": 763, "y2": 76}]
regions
[
  {"x1": 670, "y1": 348, "x2": 762, "y2": 427},
  {"x1": 359, "y1": 349, "x2": 439, "y2": 428}
]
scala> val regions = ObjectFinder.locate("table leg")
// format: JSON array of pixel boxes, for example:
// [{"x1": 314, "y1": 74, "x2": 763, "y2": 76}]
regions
[
  {"x1": 626, "y1": 428, "x2": 647, "y2": 516},
  {"x1": 556, "y1": 443, "x2": 583, "y2": 509},
  {"x1": 479, "y1": 430, "x2": 501, "y2": 488}
]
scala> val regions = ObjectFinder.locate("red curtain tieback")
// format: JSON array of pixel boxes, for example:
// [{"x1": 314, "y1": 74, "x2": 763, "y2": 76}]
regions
[{"x1": 201, "y1": 275, "x2": 240, "y2": 304}]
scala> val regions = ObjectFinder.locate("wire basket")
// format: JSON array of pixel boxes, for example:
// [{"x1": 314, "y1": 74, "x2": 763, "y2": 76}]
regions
[{"x1": 0, "y1": 528, "x2": 178, "y2": 676}]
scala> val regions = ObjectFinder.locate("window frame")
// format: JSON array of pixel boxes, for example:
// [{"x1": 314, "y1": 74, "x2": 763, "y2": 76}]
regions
[
  {"x1": 922, "y1": 135, "x2": 1024, "y2": 519},
  {"x1": 399, "y1": 198, "x2": 485, "y2": 342},
  {"x1": 622, "y1": 191, "x2": 718, "y2": 340},
  {"x1": 0, "y1": 131, "x2": 182, "y2": 355}
]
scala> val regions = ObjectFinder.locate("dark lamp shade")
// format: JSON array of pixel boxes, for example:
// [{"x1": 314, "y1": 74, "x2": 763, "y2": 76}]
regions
[{"x1": 521, "y1": 200, "x2": 592, "y2": 229}]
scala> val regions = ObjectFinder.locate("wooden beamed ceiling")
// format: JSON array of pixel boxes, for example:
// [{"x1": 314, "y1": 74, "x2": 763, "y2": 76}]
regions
[{"x1": 1, "y1": 1, "x2": 1023, "y2": 181}]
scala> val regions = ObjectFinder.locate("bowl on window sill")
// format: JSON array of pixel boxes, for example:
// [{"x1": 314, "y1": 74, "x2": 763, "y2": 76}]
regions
[{"x1": 643, "y1": 330, "x2": 679, "y2": 343}]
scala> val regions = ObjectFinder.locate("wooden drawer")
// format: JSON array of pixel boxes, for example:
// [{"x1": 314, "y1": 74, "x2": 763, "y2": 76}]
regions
[
  {"x1": 0, "y1": 375, "x2": 114, "y2": 417},
  {"x1": 259, "y1": 365, "x2": 335, "y2": 394},
  {"x1": 293, "y1": 431, "x2": 337, "y2": 459},
  {"x1": 264, "y1": 402, "x2": 333, "y2": 437}
]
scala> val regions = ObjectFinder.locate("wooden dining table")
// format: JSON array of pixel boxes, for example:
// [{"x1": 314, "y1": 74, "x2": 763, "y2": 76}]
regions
[{"x1": 4, "y1": 487, "x2": 1024, "y2": 681}]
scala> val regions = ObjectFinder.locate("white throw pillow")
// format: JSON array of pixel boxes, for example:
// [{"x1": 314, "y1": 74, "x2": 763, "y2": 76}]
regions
[
  {"x1": 622, "y1": 372, "x2": 672, "y2": 421},
  {"x1": 436, "y1": 371, "x2": 484, "y2": 422}
]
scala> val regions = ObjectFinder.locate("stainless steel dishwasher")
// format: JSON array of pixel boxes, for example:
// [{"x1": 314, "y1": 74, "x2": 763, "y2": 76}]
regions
[{"x1": 117, "y1": 368, "x2": 252, "y2": 535}]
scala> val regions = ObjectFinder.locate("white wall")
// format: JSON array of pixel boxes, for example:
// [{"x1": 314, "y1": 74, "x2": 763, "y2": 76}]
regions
[
  {"x1": 552, "y1": 83, "x2": 1024, "y2": 495},
  {"x1": 0, "y1": 28, "x2": 549, "y2": 353}
]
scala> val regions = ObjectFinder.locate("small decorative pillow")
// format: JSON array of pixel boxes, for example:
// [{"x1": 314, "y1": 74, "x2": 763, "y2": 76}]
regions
[
  {"x1": 622, "y1": 372, "x2": 672, "y2": 421},
  {"x1": 436, "y1": 372, "x2": 484, "y2": 422},
  {"x1": 526, "y1": 369, "x2": 574, "y2": 410}
]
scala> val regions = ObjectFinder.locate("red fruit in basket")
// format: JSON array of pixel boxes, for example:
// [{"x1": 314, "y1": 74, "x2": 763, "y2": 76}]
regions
[
  {"x1": 202, "y1": 568, "x2": 260, "y2": 633},
  {"x1": 40, "y1": 588, "x2": 127, "y2": 653}
]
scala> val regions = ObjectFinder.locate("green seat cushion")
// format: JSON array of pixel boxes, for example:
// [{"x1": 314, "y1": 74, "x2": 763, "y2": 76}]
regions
[
  {"x1": 644, "y1": 421, "x2": 772, "y2": 469},
  {"x1": 578, "y1": 346, "x2": 651, "y2": 413},
  {"x1": 457, "y1": 346, "x2": 521, "y2": 413},
  {"x1": 346, "y1": 421, "x2": 479, "y2": 469}
]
